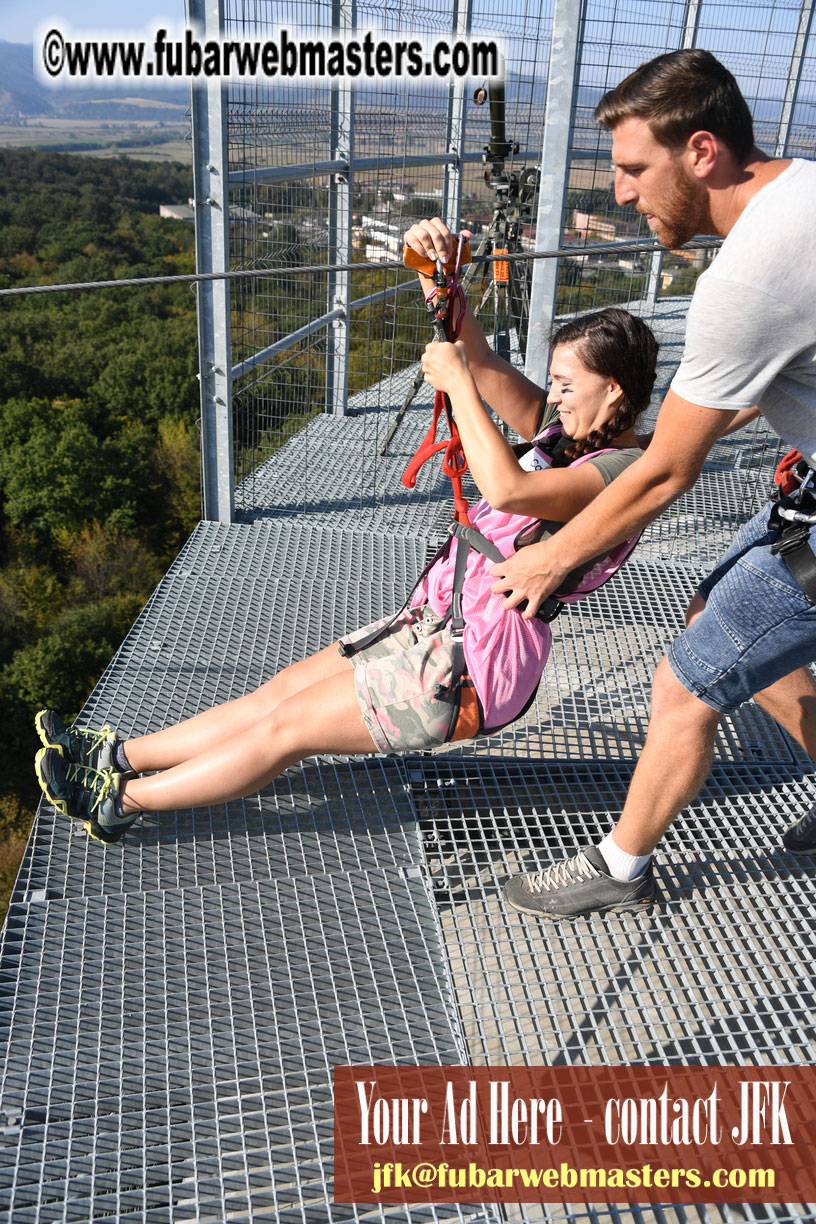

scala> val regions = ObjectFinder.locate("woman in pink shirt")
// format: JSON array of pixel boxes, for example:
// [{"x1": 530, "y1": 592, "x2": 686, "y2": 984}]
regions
[{"x1": 34, "y1": 222, "x2": 658, "y2": 845}]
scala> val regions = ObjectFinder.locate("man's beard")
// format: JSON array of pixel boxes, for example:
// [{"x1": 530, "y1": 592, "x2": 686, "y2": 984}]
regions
[{"x1": 651, "y1": 171, "x2": 708, "y2": 249}]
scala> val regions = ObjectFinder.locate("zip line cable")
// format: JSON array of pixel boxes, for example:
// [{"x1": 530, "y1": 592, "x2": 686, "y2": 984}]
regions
[{"x1": 0, "y1": 238, "x2": 722, "y2": 299}]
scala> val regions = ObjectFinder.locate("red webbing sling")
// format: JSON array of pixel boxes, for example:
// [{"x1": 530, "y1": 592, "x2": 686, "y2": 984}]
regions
[
  {"x1": 776, "y1": 448, "x2": 806, "y2": 496},
  {"x1": 401, "y1": 235, "x2": 472, "y2": 524}
]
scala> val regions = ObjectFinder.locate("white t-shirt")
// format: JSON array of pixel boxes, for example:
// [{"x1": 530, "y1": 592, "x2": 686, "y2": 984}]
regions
[{"x1": 670, "y1": 158, "x2": 816, "y2": 466}]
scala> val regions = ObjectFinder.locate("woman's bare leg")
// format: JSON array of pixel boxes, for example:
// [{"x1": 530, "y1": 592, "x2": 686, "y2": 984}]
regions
[
  {"x1": 123, "y1": 643, "x2": 353, "y2": 772},
  {"x1": 119, "y1": 667, "x2": 377, "y2": 813}
]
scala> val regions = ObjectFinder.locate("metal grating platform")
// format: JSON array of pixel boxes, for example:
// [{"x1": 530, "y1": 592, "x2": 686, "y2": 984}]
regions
[
  {"x1": 0, "y1": 870, "x2": 481, "y2": 1224},
  {"x1": 408, "y1": 755, "x2": 816, "y2": 1224},
  {"x1": 235, "y1": 372, "x2": 462, "y2": 538},
  {"x1": 3, "y1": 324, "x2": 816, "y2": 1221},
  {"x1": 12, "y1": 759, "x2": 423, "y2": 904},
  {"x1": 12, "y1": 522, "x2": 432, "y2": 906}
]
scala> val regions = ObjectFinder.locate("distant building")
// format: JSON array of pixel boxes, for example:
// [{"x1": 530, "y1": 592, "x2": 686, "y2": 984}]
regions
[
  {"x1": 572, "y1": 209, "x2": 639, "y2": 241},
  {"x1": 360, "y1": 217, "x2": 403, "y2": 261},
  {"x1": 159, "y1": 203, "x2": 195, "y2": 222},
  {"x1": 229, "y1": 205, "x2": 264, "y2": 225}
]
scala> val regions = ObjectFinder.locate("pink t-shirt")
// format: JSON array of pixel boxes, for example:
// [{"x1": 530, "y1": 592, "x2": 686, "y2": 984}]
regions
[
  {"x1": 412, "y1": 432, "x2": 641, "y2": 730},
  {"x1": 414, "y1": 496, "x2": 551, "y2": 731}
]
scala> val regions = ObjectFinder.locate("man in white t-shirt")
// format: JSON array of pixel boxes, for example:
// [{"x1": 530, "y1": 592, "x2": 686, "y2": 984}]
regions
[{"x1": 494, "y1": 49, "x2": 816, "y2": 918}]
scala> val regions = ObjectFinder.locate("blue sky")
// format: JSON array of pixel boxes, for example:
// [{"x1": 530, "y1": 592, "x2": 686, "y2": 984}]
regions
[{"x1": 3, "y1": 2, "x2": 185, "y2": 45}]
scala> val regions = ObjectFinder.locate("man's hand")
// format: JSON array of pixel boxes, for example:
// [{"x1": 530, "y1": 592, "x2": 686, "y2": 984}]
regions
[{"x1": 489, "y1": 541, "x2": 569, "y2": 620}]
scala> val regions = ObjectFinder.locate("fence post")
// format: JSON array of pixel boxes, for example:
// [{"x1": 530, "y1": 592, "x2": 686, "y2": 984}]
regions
[
  {"x1": 776, "y1": 0, "x2": 815, "y2": 157},
  {"x1": 190, "y1": 0, "x2": 234, "y2": 523},
  {"x1": 524, "y1": 0, "x2": 583, "y2": 387},
  {"x1": 326, "y1": 0, "x2": 356, "y2": 417},
  {"x1": 443, "y1": 0, "x2": 473, "y2": 232}
]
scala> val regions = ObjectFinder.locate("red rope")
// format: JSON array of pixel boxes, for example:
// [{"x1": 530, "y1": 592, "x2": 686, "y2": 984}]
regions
[{"x1": 401, "y1": 237, "x2": 470, "y2": 524}]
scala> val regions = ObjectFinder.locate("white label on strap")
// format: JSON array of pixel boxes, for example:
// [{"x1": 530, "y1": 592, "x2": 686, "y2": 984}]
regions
[{"x1": 518, "y1": 446, "x2": 552, "y2": 472}]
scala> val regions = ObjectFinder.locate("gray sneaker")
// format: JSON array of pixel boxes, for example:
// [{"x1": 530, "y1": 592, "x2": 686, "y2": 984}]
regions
[
  {"x1": 781, "y1": 803, "x2": 816, "y2": 856},
  {"x1": 504, "y1": 845, "x2": 655, "y2": 919}
]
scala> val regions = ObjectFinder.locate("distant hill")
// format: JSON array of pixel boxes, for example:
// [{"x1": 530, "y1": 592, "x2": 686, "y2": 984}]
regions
[
  {"x1": 0, "y1": 40, "x2": 188, "y2": 120},
  {"x1": 0, "y1": 41, "x2": 56, "y2": 115}
]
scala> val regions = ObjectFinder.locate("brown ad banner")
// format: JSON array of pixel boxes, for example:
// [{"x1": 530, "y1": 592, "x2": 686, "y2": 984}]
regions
[{"x1": 333, "y1": 1065, "x2": 816, "y2": 1204}]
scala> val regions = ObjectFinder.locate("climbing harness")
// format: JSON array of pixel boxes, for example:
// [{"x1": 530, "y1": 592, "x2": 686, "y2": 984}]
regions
[{"x1": 770, "y1": 448, "x2": 816, "y2": 602}]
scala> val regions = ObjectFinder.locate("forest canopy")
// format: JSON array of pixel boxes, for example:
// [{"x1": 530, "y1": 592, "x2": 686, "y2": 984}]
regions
[{"x1": 0, "y1": 150, "x2": 200, "y2": 906}]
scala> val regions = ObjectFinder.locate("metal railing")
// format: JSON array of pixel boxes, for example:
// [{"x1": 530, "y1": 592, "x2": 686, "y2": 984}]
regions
[{"x1": 190, "y1": 0, "x2": 816, "y2": 522}]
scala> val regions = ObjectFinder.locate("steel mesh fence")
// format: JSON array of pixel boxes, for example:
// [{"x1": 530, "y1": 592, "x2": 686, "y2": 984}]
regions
[
  {"x1": 217, "y1": 0, "x2": 816, "y2": 521},
  {"x1": 222, "y1": 0, "x2": 555, "y2": 512}
]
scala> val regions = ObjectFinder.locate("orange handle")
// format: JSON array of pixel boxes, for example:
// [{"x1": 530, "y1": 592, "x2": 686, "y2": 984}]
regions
[{"x1": 403, "y1": 241, "x2": 471, "y2": 277}]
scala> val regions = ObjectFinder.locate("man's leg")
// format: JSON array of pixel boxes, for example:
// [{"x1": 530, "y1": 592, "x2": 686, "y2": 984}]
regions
[
  {"x1": 503, "y1": 656, "x2": 716, "y2": 919},
  {"x1": 612, "y1": 600, "x2": 816, "y2": 855},
  {"x1": 610, "y1": 657, "x2": 722, "y2": 855},
  {"x1": 504, "y1": 570, "x2": 816, "y2": 916},
  {"x1": 753, "y1": 667, "x2": 816, "y2": 853},
  {"x1": 754, "y1": 666, "x2": 816, "y2": 760},
  {"x1": 682, "y1": 592, "x2": 816, "y2": 763},
  {"x1": 610, "y1": 593, "x2": 719, "y2": 854}
]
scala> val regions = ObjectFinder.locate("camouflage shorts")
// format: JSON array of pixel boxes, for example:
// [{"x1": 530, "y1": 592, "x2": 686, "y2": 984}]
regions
[{"x1": 339, "y1": 603, "x2": 481, "y2": 754}]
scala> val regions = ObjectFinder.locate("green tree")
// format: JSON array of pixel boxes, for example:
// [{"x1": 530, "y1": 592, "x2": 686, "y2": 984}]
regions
[{"x1": 0, "y1": 398, "x2": 153, "y2": 548}]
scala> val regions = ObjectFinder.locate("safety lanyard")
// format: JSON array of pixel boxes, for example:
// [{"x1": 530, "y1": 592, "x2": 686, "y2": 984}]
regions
[{"x1": 401, "y1": 234, "x2": 471, "y2": 525}]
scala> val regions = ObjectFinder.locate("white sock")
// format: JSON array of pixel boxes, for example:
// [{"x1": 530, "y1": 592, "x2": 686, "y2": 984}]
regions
[{"x1": 598, "y1": 833, "x2": 651, "y2": 882}]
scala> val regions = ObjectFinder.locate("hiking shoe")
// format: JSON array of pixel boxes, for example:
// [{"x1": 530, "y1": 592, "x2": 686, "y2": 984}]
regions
[
  {"x1": 34, "y1": 747, "x2": 137, "y2": 845},
  {"x1": 504, "y1": 845, "x2": 655, "y2": 919},
  {"x1": 35, "y1": 709, "x2": 131, "y2": 776},
  {"x1": 781, "y1": 803, "x2": 816, "y2": 856}
]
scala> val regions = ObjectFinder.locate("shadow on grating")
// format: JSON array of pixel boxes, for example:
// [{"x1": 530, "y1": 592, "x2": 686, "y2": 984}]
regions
[
  {"x1": 406, "y1": 756, "x2": 815, "y2": 890},
  {"x1": 0, "y1": 870, "x2": 496, "y2": 1224},
  {"x1": 13, "y1": 759, "x2": 423, "y2": 904}
]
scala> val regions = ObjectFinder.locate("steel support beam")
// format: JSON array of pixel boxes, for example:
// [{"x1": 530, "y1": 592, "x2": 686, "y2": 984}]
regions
[
  {"x1": 190, "y1": 0, "x2": 234, "y2": 523},
  {"x1": 443, "y1": 0, "x2": 473, "y2": 231},
  {"x1": 645, "y1": 250, "x2": 663, "y2": 305},
  {"x1": 682, "y1": 0, "x2": 701, "y2": 48},
  {"x1": 639, "y1": 0, "x2": 705, "y2": 312},
  {"x1": 776, "y1": 0, "x2": 815, "y2": 157},
  {"x1": 525, "y1": 0, "x2": 583, "y2": 386},
  {"x1": 227, "y1": 148, "x2": 545, "y2": 188},
  {"x1": 326, "y1": 0, "x2": 355, "y2": 417}
]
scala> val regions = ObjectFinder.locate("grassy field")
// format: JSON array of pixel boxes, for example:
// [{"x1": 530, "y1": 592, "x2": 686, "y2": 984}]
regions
[{"x1": 0, "y1": 116, "x2": 191, "y2": 162}]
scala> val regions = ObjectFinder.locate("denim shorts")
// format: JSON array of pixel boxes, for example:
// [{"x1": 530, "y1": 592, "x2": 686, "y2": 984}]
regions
[{"x1": 667, "y1": 504, "x2": 816, "y2": 714}]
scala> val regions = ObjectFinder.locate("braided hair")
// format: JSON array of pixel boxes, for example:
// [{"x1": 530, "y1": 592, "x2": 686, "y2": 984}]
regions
[{"x1": 548, "y1": 308, "x2": 659, "y2": 467}]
